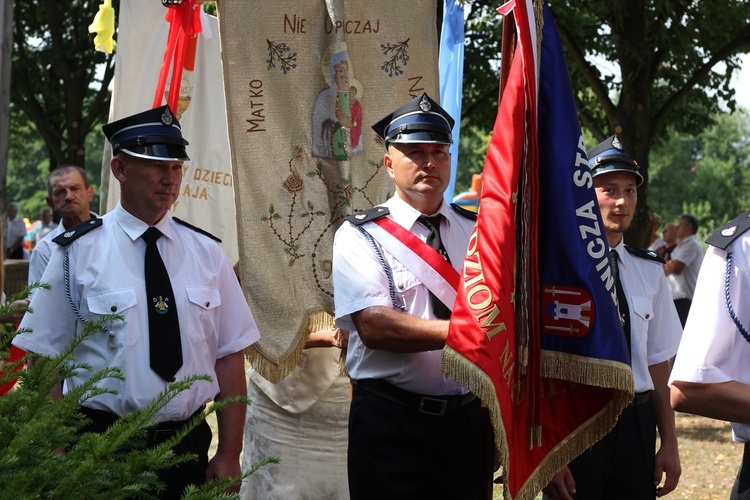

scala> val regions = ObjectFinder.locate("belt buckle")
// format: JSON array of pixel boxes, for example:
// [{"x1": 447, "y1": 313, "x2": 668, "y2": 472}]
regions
[
  {"x1": 419, "y1": 396, "x2": 448, "y2": 416},
  {"x1": 151, "y1": 428, "x2": 174, "y2": 442}
]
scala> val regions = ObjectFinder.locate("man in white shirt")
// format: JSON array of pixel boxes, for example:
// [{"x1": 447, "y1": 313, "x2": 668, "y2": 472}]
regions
[
  {"x1": 333, "y1": 93, "x2": 481, "y2": 499},
  {"x1": 664, "y1": 214, "x2": 703, "y2": 326},
  {"x1": 545, "y1": 135, "x2": 682, "y2": 499},
  {"x1": 28, "y1": 165, "x2": 96, "y2": 286},
  {"x1": 670, "y1": 211, "x2": 750, "y2": 499},
  {"x1": 14, "y1": 106, "x2": 260, "y2": 497},
  {"x1": 4, "y1": 203, "x2": 27, "y2": 259}
]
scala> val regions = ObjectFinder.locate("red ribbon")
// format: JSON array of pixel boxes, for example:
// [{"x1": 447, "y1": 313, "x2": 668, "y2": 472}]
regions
[
  {"x1": 153, "y1": 0, "x2": 202, "y2": 111},
  {"x1": 0, "y1": 345, "x2": 25, "y2": 395}
]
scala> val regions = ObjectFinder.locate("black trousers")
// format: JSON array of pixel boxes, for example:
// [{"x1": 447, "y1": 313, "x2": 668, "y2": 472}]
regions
[
  {"x1": 731, "y1": 443, "x2": 750, "y2": 499},
  {"x1": 6, "y1": 247, "x2": 23, "y2": 259},
  {"x1": 77, "y1": 406, "x2": 211, "y2": 500},
  {"x1": 348, "y1": 381, "x2": 482, "y2": 500},
  {"x1": 673, "y1": 298, "x2": 692, "y2": 328},
  {"x1": 567, "y1": 400, "x2": 657, "y2": 499}
]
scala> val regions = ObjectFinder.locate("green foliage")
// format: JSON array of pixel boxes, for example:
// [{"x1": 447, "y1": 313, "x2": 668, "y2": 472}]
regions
[
  {"x1": 454, "y1": 123, "x2": 491, "y2": 196},
  {"x1": 649, "y1": 110, "x2": 750, "y2": 239},
  {"x1": 11, "y1": 1, "x2": 116, "y2": 169},
  {"x1": 202, "y1": 2, "x2": 217, "y2": 16},
  {"x1": 6, "y1": 107, "x2": 103, "y2": 225},
  {"x1": 460, "y1": 2, "x2": 503, "y2": 129},
  {"x1": 0, "y1": 291, "x2": 274, "y2": 499},
  {"x1": 458, "y1": 0, "x2": 750, "y2": 242}
]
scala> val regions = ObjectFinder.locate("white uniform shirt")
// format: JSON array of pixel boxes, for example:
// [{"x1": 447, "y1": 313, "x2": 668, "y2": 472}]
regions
[
  {"x1": 333, "y1": 196, "x2": 475, "y2": 396},
  {"x1": 14, "y1": 203, "x2": 260, "y2": 421},
  {"x1": 613, "y1": 240, "x2": 682, "y2": 393},
  {"x1": 5, "y1": 216, "x2": 27, "y2": 252},
  {"x1": 667, "y1": 234, "x2": 703, "y2": 300},
  {"x1": 28, "y1": 213, "x2": 98, "y2": 286},
  {"x1": 670, "y1": 237, "x2": 750, "y2": 442}
]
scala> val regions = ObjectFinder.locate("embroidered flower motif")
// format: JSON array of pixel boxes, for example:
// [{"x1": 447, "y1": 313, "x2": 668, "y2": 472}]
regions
[{"x1": 283, "y1": 172, "x2": 304, "y2": 193}]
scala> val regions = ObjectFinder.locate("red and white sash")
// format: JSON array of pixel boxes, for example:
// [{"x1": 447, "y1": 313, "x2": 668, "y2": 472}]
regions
[{"x1": 362, "y1": 217, "x2": 460, "y2": 311}]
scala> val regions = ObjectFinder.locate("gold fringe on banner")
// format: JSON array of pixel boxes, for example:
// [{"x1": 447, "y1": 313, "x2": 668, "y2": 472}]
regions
[
  {"x1": 442, "y1": 344, "x2": 634, "y2": 500},
  {"x1": 542, "y1": 351, "x2": 635, "y2": 393},
  {"x1": 246, "y1": 309, "x2": 337, "y2": 383}
]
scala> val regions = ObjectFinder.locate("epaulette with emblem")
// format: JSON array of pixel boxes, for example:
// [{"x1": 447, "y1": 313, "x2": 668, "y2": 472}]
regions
[
  {"x1": 52, "y1": 218, "x2": 103, "y2": 247},
  {"x1": 450, "y1": 203, "x2": 478, "y2": 221},
  {"x1": 346, "y1": 206, "x2": 390, "y2": 226},
  {"x1": 174, "y1": 217, "x2": 222, "y2": 243},
  {"x1": 624, "y1": 244, "x2": 665, "y2": 264},
  {"x1": 706, "y1": 210, "x2": 750, "y2": 250}
]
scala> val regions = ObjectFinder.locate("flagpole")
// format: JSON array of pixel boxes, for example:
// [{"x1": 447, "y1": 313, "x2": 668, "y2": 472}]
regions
[
  {"x1": 474, "y1": 10, "x2": 519, "y2": 498},
  {"x1": 499, "y1": 11, "x2": 516, "y2": 101}
]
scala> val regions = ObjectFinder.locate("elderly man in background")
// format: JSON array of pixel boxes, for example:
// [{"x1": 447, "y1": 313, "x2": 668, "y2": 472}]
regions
[{"x1": 28, "y1": 165, "x2": 96, "y2": 286}]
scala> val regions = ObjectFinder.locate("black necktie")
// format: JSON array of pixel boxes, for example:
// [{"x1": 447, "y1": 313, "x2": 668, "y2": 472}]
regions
[
  {"x1": 142, "y1": 227, "x2": 183, "y2": 382},
  {"x1": 419, "y1": 215, "x2": 452, "y2": 320},
  {"x1": 611, "y1": 249, "x2": 631, "y2": 359}
]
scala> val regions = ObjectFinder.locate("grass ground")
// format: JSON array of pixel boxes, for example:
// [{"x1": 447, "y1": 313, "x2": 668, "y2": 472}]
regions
[{"x1": 208, "y1": 399, "x2": 743, "y2": 499}]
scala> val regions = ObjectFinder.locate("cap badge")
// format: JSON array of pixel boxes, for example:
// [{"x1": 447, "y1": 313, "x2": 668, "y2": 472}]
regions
[
  {"x1": 722, "y1": 226, "x2": 738, "y2": 237},
  {"x1": 419, "y1": 95, "x2": 431, "y2": 112},
  {"x1": 612, "y1": 135, "x2": 623, "y2": 150},
  {"x1": 161, "y1": 109, "x2": 173, "y2": 126}
]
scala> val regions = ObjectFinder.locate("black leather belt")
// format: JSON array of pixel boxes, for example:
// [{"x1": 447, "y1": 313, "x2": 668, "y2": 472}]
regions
[
  {"x1": 629, "y1": 391, "x2": 651, "y2": 406},
  {"x1": 78, "y1": 405, "x2": 206, "y2": 443},
  {"x1": 355, "y1": 378, "x2": 477, "y2": 416}
]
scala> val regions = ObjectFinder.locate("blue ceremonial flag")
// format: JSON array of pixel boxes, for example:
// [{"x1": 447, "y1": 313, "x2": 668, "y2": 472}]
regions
[
  {"x1": 439, "y1": 0, "x2": 465, "y2": 203},
  {"x1": 536, "y1": 3, "x2": 629, "y2": 367}
]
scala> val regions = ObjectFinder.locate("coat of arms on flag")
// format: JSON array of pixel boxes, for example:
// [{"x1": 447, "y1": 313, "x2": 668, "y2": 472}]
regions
[{"x1": 541, "y1": 285, "x2": 594, "y2": 338}]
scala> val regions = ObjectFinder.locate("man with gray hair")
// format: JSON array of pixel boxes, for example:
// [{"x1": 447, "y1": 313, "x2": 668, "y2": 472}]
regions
[{"x1": 28, "y1": 165, "x2": 96, "y2": 285}]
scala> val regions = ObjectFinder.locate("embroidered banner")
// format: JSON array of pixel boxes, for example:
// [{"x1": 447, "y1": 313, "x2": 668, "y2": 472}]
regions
[
  {"x1": 101, "y1": 0, "x2": 239, "y2": 264},
  {"x1": 218, "y1": 0, "x2": 439, "y2": 381},
  {"x1": 442, "y1": 1, "x2": 633, "y2": 498}
]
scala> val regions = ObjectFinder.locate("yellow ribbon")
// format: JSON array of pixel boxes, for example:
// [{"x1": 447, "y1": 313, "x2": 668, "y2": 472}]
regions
[{"x1": 88, "y1": 0, "x2": 116, "y2": 54}]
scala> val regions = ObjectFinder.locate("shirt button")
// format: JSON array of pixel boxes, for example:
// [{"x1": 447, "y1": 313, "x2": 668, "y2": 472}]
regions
[
  {"x1": 205, "y1": 302, "x2": 210, "y2": 307},
  {"x1": 397, "y1": 282, "x2": 404, "y2": 290},
  {"x1": 111, "y1": 305, "x2": 117, "y2": 312},
  {"x1": 645, "y1": 314, "x2": 650, "y2": 319}
]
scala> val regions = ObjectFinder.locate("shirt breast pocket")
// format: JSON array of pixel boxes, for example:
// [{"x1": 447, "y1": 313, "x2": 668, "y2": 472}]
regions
[
  {"x1": 86, "y1": 289, "x2": 138, "y2": 348},
  {"x1": 630, "y1": 296, "x2": 654, "y2": 351},
  {"x1": 390, "y1": 266, "x2": 421, "y2": 310},
  {"x1": 185, "y1": 286, "x2": 222, "y2": 342}
]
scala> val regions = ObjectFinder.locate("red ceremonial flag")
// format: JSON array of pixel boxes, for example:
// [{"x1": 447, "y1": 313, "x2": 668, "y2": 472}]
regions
[{"x1": 441, "y1": 1, "x2": 634, "y2": 499}]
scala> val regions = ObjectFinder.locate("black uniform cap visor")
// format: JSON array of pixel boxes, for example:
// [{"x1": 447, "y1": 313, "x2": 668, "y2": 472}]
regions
[
  {"x1": 386, "y1": 130, "x2": 453, "y2": 147},
  {"x1": 118, "y1": 144, "x2": 190, "y2": 162},
  {"x1": 591, "y1": 161, "x2": 644, "y2": 186}
]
